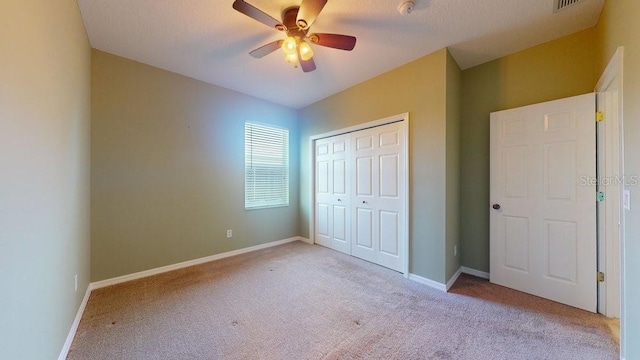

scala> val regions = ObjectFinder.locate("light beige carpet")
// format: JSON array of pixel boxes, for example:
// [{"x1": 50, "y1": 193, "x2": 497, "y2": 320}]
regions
[{"x1": 68, "y1": 242, "x2": 619, "y2": 359}]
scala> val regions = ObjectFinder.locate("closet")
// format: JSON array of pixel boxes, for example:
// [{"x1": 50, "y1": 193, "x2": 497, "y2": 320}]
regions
[{"x1": 314, "y1": 120, "x2": 406, "y2": 273}]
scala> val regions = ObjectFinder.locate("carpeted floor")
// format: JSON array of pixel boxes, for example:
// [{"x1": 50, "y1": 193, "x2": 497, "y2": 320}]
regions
[{"x1": 68, "y1": 241, "x2": 619, "y2": 359}]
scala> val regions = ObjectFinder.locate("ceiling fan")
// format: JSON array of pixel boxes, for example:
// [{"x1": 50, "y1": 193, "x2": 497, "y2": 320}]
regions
[{"x1": 232, "y1": 0, "x2": 357, "y2": 72}]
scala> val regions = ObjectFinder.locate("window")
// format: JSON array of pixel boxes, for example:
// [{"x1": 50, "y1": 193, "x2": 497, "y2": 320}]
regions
[{"x1": 244, "y1": 122, "x2": 289, "y2": 209}]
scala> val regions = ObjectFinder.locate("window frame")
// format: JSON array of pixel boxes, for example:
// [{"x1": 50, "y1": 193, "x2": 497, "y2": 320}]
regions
[{"x1": 244, "y1": 122, "x2": 290, "y2": 210}]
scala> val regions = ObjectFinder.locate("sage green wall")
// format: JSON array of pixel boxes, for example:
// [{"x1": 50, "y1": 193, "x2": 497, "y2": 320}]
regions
[
  {"x1": 445, "y1": 51, "x2": 462, "y2": 281},
  {"x1": 459, "y1": 28, "x2": 599, "y2": 273},
  {"x1": 299, "y1": 48, "x2": 461, "y2": 284},
  {"x1": 0, "y1": 0, "x2": 91, "y2": 358},
  {"x1": 595, "y1": 0, "x2": 640, "y2": 357},
  {"x1": 91, "y1": 50, "x2": 299, "y2": 281}
]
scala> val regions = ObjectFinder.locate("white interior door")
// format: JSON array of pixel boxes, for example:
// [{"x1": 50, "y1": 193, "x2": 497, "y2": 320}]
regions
[
  {"x1": 351, "y1": 122, "x2": 405, "y2": 272},
  {"x1": 490, "y1": 93, "x2": 597, "y2": 312},
  {"x1": 315, "y1": 135, "x2": 350, "y2": 254}
]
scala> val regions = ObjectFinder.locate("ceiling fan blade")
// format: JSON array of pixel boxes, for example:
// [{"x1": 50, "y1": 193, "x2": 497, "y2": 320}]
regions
[
  {"x1": 232, "y1": 0, "x2": 286, "y2": 31},
  {"x1": 299, "y1": 56, "x2": 316, "y2": 73},
  {"x1": 308, "y1": 33, "x2": 356, "y2": 51},
  {"x1": 296, "y1": 0, "x2": 327, "y2": 30},
  {"x1": 249, "y1": 40, "x2": 283, "y2": 58}
]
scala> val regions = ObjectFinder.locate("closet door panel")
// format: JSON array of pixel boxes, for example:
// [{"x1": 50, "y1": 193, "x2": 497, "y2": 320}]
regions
[{"x1": 314, "y1": 135, "x2": 350, "y2": 254}]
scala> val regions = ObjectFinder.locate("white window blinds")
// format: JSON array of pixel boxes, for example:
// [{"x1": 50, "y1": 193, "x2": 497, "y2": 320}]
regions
[{"x1": 244, "y1": 122, "x2": 289, "y2": 209}]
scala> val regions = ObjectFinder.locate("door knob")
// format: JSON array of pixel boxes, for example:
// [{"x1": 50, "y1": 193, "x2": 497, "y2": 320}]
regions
[
  {"x1": 362, "y1": 201, "x2": 367, "y2": 204},
  {"x1": 492, "y1": 204, "x2": 501, "y2": 210},
  {"x1": 337, "y1": 199, "x2": 342, "y2": 202}
]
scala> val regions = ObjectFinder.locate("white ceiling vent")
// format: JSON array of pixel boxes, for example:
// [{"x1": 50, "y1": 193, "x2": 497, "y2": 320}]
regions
[{"x1": 554, "y1": 0, "x2": 585, "y2": 13}]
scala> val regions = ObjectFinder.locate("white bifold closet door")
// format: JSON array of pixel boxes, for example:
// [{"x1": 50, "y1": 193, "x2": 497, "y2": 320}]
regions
[
  {"x1": 315, "y1": 134, "x2": 351, "y2": 254},
  {"x1": 351, "y1": 124, "x2": 405, "y2": 272},
  {"x1": 314, "y1": 121, "x2": 405, "y2": 273}
]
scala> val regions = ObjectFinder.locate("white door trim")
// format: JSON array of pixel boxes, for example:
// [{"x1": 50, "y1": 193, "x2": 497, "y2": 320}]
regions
[
  {"x1": 308, "y1": 113, "x2": 410, "y2": 276},
  {"x1": 595, "y1": 46, "x2": 624, "y2": 356}
]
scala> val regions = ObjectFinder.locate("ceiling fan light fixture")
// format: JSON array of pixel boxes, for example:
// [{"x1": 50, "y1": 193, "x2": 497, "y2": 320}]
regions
[
  {"x1": 282, "y1": 37, "x2": 298, "y2": 55},
  {"x1": 299, "y1": 41, "x2": 314, "y2": 61},
  {"x1": 285, "y1": 52, "x2": 299, "y2": 66}
]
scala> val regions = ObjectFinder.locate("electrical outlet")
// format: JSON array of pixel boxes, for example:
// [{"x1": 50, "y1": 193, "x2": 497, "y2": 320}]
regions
[
  {"x1": 454, "y1": 245, "x2": 458, "y2": 257},
  {"x1": 226, "y1": 229, "x2": 232, "y2": 238},
  {"x1": 74, "y1": 274, "x2": 78, "y2": 292}
]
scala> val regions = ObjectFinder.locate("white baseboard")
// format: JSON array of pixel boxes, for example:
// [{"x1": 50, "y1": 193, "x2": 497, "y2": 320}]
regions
[
  {"x1": 59, "y1": 236, "x2": 306, "y2": 358},
  {"x1": 408, "y1": 273, "x2": 446, "y2": 292},
  {"x1": 58, "y1": 285, "x2": 92, "y2": 360},
  {"x1": 408, "y1": 267, "x2": 490, "y2": 294},
  {"x1": 446, "y1": 267, "x2": 463, "y2": 292},
  {"x1": 92, "y1": 237, "x2": 303, "y2": 290},
  {"x1": 298, "y1": 237, "x2": 313, "y2": 245},
  {"x1": 461, "y1": 266, "x2": 490, "y2": 279}
]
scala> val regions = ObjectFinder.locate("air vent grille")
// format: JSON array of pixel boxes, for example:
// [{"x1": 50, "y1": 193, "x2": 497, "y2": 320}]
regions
[{"x1": 554, "y1": 0, "x2": 584, "y2": 13}]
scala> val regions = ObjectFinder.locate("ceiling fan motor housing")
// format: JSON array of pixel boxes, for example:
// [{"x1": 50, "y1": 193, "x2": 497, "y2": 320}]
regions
[{"x1": 283, "y1": 7, "x2": 307, "y2": 37}]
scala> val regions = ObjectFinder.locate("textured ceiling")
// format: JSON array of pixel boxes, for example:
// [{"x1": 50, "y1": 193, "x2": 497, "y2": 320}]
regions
[{"x1": 77, "y1": 0, "x2": 605, "y2": 109}]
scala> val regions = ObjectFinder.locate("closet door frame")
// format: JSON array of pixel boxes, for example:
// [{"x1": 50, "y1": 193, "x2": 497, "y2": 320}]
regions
[{"x1": 308, "y1": 113, "x2": 410, "y2": 277}]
